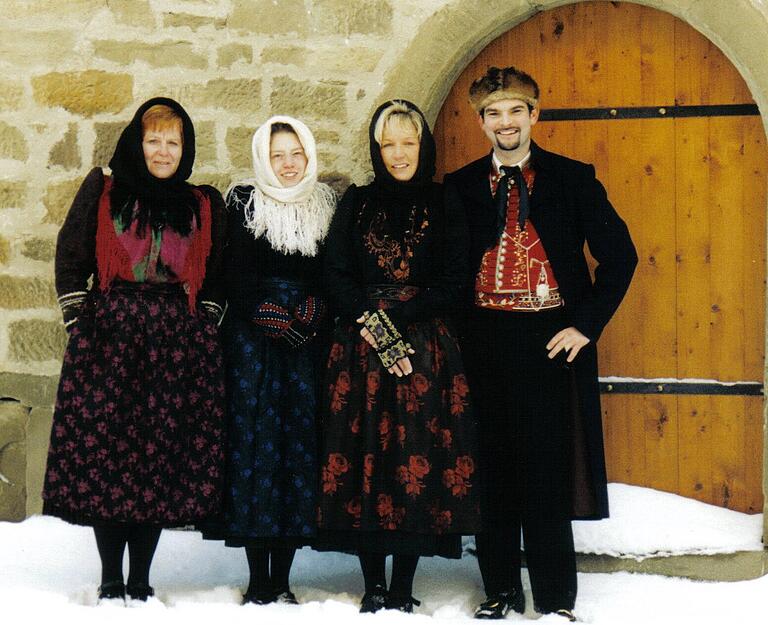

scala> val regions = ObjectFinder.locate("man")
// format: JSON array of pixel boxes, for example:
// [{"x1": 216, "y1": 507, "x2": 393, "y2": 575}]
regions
[{"x1": 443, "y1": 67, "x2": 637, "y2": 621}]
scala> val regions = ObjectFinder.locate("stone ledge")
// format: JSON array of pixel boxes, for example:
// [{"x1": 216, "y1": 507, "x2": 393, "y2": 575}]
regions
[
  {"x1": 0, "y1": 373, "x2": 59, "y2": 408},
  {"x1": 576, "y1": 550, "x2": 768, "y2": 581}
]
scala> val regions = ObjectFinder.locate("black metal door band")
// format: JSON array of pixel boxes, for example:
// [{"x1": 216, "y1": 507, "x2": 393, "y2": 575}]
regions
[
  {"x1": 599, "y1": 380, "x2": 763, "y2": 396},
  {"x1": 539, "y1": 104, "x2": 759, "y2": 122}
]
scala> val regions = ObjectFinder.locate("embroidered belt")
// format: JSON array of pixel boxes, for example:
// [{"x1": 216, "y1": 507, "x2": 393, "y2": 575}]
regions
[
  {"x1": 476, "y1": 288, "x2": 563, "y2": 312},
  {"x1": 366, "y1": 284, "x2": 419, "y2": 310}
]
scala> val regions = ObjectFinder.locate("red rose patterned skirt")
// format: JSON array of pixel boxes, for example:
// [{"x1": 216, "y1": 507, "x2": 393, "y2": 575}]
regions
[
  {"x1": 42, "y1": 282, "x2": 225, "y2": 527},
  {"x1": 316, "y1": 287, "x2": 482, "y2": 558}
]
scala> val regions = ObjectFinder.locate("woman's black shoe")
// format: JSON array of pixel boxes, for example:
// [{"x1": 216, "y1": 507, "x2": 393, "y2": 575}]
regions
[
  {"x1": 242, "y1": 589, "x2": 276, "y2": 605},
  {"x1": 359, "y1": 585, "x2": 388, "y2": 613},
  {"x1": 386, "y1": 595, "x2": 421, "y2": 613},
  {"x1": 98, "y1": 580, "x2": 126, "y2": 601},
  {"x1": 273, "y1": 588, "x2": 299, "y2": 605},
  {"x1": 474, "y1": 589, "x2": 525, "y2": 619},
  {"x1": 126, "y1": 583, "x2": 155, "y2": 601}
]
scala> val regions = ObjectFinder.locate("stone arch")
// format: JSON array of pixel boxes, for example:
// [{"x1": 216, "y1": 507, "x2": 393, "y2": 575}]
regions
[{"x1": 374, "y1": 0, "x2": 768, "y2": 537}]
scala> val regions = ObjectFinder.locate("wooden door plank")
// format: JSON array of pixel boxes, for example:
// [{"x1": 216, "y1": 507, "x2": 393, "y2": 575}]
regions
[{"x1": 677, "y1": 395, "x2": 713, "y2": 504}]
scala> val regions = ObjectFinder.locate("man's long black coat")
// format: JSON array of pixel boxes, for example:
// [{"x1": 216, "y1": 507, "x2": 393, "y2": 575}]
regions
[{"x1": 443, "y1": 141, "x2": 638, "y2": 519}]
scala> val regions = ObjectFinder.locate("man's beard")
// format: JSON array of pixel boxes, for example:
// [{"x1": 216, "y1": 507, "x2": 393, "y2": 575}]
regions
[{"x1": 495, "y1": 130, "x2": 521, "y2": 151}]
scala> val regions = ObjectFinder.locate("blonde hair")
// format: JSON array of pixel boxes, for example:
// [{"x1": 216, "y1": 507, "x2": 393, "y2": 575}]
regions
[
  {"x1": 141, "y1": 104, "x2": 183, "y2": 141},
  {"x1": 373, "y1": 101, "x2": 423, "y2": 145}
]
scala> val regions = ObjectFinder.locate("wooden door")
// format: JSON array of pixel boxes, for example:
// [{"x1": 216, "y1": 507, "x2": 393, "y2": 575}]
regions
[{"x1": 434, "y1": 1, "x2": 766, "y2": 513}]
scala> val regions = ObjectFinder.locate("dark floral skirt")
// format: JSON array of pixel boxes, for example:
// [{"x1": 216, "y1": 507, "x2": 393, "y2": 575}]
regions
[
  {"x1": 317, "y1": 291, "x2": 482, "y2": 557},
  {"x1": 203, "y1": 279, "x2": 324, "y2": 548},
  {"x1": 42, "y1": 281, "x2": 225, "y2": 527}
]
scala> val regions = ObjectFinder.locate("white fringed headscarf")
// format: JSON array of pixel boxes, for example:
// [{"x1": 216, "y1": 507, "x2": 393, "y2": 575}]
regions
[{"x1": 228, "y1": 115, "x2": 336, "y2": 256}]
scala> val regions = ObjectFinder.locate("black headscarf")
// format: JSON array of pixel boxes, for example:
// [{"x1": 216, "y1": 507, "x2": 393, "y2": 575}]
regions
[
  {"x1": 108, "y1": 97, "x2": 199, "y2": 236},
  {"x1": 368, "y1": 99, "x2": 436, "y2": 202}
]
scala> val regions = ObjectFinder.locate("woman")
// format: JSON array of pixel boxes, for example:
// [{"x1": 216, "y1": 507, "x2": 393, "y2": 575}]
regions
[
  {"x1": 42, "y1": 97, "x2": 226, "y2": 603},
  {"x1": 317, "y1": 100, "x2": 482, "y2": 613},
  {"x1": 204, "y1": 116, "x2": 335, "y2": 605}
]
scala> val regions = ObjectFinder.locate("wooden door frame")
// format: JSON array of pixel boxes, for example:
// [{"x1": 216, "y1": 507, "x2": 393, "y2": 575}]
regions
[{"x1": 372, "y1": 0, "x2": 768, "y2": 541}]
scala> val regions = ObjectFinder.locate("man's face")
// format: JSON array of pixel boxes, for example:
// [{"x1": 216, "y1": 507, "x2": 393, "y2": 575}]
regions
[{"x1": 478, "y1": 99, "x2": 539, "y2": 155}]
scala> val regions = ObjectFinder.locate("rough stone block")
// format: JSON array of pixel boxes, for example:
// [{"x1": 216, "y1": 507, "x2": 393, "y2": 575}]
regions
[
  {"x1": 32, "y1": 70, "x2": 133, "y2": 118},
  {"x1": 92, "y1": 121, "x2": 125, "y2": 168},
  {"x1": 0, "y1": 373, "x2": 60, "y2": 408},
  {"x1": 181, "y1": 78, "x2": 262, "y2": 112},
  {"x1": 21, "y1": 237, "x2": 56, "y2": 263},
  {"x1": 0, "y1": 236, "x2": 10, "y2": 265},
  {"x1": 0, "y1": 30, "x2": 76, "y2": 66},
  {"x1": 226, "y1": 126, "x2": 257, "y2": 169},
  {"x1": 311, "y1": 0, "x2": 393, "y2": 35},
  {"x1": 261, "y1": 45, "x2": 383, "y2": 73},
  {"x1": 0, "y1": 401, "x2": 27, "y2": 448},
  {"x1": 195, "y1": 121, "x2": 217, "y2": 166},
  {"x1": 230, "y1": 0, "x2": 308, "y2": 35},
  {"x1": 163, "y1": 12, "x2": 225, "y2": 30},
  {"x1": 26, "y1": 406, "x2": 53, "y2": 517},
  {"x1": 94, "y1": 40, "x2": 207, "y2": 70},
  {"x1": 9, "y1": 319, "x2": 67, "y2": 362},
  {"x1": 43, "y1": 178, "x2": 83, "y2": 225},
  {"x1": 4, "y1": 0, "x2": 103, "y2": 20},
  {"x1": 0, "y1": 122, "x2": 28, "y2": 161},
  {"x1": 217, "y1": 43, "x2": 253, "y2": 68},
  {"x1": 109, "y1": 0, "x2": 155, "y2": 28},
  {"x1": 0, "y1": 79, "x2": 23, "y2": 111},
  {"x1": 49, "y1": 123, "x2": 81, "y2": 170},
  {"x1": 0, "y1": 482, "x2": 25, "y2": 521},
  {"x1": 270, "y1": 76, "x2": 346, "y2": 121},
  {"x1": 0, "y1": 181, "x2": 27, "y2": 210},
  {"x1": 0, "y1": 276, "x2": 57, "y2": 309},
  {"x1": 314, "y1": 129, "x2": 341, "y2": 144}
]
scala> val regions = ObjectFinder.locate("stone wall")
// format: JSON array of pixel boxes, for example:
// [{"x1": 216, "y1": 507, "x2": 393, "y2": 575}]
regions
[{"x1": 2, "y1": 0, "x2": 768, "y2": 526}]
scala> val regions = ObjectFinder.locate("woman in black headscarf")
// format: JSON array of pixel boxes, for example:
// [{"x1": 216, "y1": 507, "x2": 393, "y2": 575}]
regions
[
  {"x1": 317, "y1": 100, "x2": 482, "y2": 613},
  {"x1": 42, "y1": 97, "x2": 226, "y2": 604}
]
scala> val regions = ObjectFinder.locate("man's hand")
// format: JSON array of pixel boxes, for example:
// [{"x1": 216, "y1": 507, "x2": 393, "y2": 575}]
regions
[{"x1": 546, "y1": 326, "x2": 590, "y2": 363}]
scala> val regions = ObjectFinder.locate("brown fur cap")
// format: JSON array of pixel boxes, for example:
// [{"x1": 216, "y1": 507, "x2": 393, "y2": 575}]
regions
[{"x1": 468, "y1": 66, "x2": 539, "y2": 112}]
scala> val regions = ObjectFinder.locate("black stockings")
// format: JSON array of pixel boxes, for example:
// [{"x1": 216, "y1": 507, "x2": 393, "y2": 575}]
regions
[
  {"x1": 245, "y1": 547, "x2": 297, "y2": 595},
  {"x1": 93, "y1": 525, "x2": 162, "y2": 586},
  {"x1": 358, "y1": 552, "x2": 419, "y2": 598}
]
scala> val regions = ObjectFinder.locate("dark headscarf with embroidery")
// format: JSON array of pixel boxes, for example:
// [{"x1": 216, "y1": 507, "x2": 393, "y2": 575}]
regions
[{"x1": 108, "y1": 97, "x2": 199, "y2": 236}]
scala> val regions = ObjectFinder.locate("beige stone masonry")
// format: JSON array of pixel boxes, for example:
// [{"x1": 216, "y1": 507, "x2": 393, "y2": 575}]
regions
[
  {"x1": 226, "y1": 126, "x2": 258, "y2": 170},
  {"x1": 0, "y1": 80, "x2": 24, "y2": 111},
  {"x1": 0, "y1": 276, "x2": 57, "y2": 310},
  {"x1": 0, "y1": 400, "x2": 29, "y2": 522},
  {"x1": 108, "y1": 0, "x2": 155, "y2": 29},
  {"x1": 0, "y1": 182, "x2": 27, "y2": 210},
  {"x1": 217, "y1": 43, "x2": 253, "y2": 69},
  {"x1": 261, "y1": 45, "x2": 384, "y2": 74},
  {"x1": 311, "y1": 0, "x2": 393, "y2": 36},
  {"x1": 0, "y1": 237, "x2": 10, "y2": 266},
  {"x1": 0, "y1": 122, "x2": 29, "y2": 162},
  {"x1": 93, "y1": 40, "x2": 208, "y2": 70},
  {"x1": 49, "y1": 123, "x2": 82, "y2": 171},
  {"x1": 180, "y1": 78, "x2": 263, "y2": 113},
  {"x1": 0, "y1": 30, "x2": 77, "y2": 67},
  {"x1": 8, "y1": 320, "x2": 67, "y2": 363},
  {"x1": 270, "y1": 77, "x2": 347, "y2": 121},
  {"x1": 163, "y1": 12, "x2": 227, "y2": 31},
  {"x1": 230, "y1": 0, "x2": 309, "y2": 35},
  {"x1": 43, "y1": 179, "x2": 83, "y2": 226},
  {"x1": 92, "y1": 122, "x2": 126, "y2": 168},
  {"x1": 32, "y1": 70, "x2": 134, "y2": 118},
  {"x1": 21, "y1": 238, "x2": 56, "y2": 264}
]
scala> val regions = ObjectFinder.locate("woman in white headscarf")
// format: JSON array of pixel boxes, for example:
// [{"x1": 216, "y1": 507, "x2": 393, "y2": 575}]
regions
[{"x1": 203, "y1": 116, "x2": 336, "y2": 605}]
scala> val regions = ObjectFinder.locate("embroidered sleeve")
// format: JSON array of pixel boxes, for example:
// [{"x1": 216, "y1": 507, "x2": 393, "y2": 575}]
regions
[{"x1": 55, "y1": 167, "x2": 104, "y2": 324}]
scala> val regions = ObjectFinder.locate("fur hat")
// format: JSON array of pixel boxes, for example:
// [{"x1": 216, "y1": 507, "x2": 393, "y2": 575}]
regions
[{"x1": 469, "y1": 66, "x2": 539, "y2": 112}]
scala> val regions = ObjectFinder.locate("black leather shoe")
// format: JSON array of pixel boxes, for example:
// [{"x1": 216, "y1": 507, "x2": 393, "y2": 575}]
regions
[
  {"x1": 474, "y1": 589, "x2": 525, "y2": 619},
  {"x1": 98, "y1": 580, "x2": 126, "y2": 601},
  {"x1": 386, "y1": 595, "x2": 421, "y2": 613},
  {"x1": 242, "y1": 588, "x2": 276, "y2": 605},
  {"x1": 126, "y1": 583, "x2": 154, "y2": 601},
  {"x1": 359, "y1": 585, "x2": 388, "y2": 613},
  {"x1": 273, "y1": 589, "x2": 299, "y2": 605}
]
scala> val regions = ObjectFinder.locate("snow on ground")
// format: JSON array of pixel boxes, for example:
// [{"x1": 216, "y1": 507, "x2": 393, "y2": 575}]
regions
[{"x1": 0, "y1": 484, "x2": 765, "y2": 625}]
